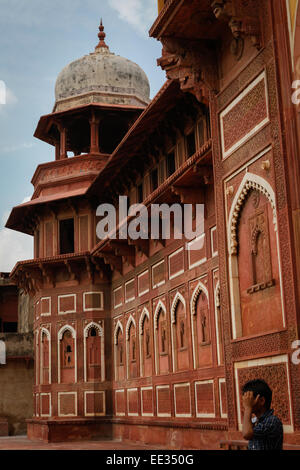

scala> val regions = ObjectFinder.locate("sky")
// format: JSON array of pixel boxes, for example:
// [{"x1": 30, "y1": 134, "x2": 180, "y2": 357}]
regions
[{"x1": 0, "y1": 0, "x2": 165, "y2": 272}]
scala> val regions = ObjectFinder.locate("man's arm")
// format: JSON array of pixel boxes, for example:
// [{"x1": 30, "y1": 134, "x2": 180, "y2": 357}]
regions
[
  {"x1": 242, "y1": 406, "x2": 254, "y2": 440},
  {"x1": 242, "y1": 391, "x2": 259, "y2": 440}
]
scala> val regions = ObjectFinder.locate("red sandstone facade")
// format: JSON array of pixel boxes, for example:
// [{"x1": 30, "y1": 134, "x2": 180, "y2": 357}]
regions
[{"x1": 5, "y1": 1, "x2": 300, "y2": 449}]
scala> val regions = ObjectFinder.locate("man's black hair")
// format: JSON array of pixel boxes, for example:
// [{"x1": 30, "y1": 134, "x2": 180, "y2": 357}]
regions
[{"x1": 242, "y1": 379, "x2": 272, "y2": 410}]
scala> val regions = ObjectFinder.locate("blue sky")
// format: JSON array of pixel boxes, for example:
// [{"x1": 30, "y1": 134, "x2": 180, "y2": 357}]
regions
[{"x1": 0, "y1": 0, "x2": 165, "y2": 272}]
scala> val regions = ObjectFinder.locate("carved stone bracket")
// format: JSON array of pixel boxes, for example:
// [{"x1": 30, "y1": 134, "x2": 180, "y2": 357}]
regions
[
  {"x1": 158, "y1": 37, "x2": 219, "y2": 104},
  {"x1": 64, "y1": 260, "x2": 79, "y2": 282},
  {"x1": 211, "y1": 0, "x2": 262, "y2": 50}
]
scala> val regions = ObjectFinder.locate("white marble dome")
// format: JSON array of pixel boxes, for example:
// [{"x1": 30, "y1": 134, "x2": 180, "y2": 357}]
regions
[{"x1": 54, "y1": 21, "x2": 150, "y2": 112}]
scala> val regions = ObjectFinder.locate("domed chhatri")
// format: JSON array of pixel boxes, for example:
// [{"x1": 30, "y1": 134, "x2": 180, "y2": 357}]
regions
[{"x1": 54, "y1": 20, "x2": 150, "y2": 112}]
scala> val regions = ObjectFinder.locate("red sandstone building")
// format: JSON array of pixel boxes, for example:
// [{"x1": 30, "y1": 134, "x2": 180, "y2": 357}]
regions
[{"x1": 4, "y1": 1, "x2": 300, "y2": 449}]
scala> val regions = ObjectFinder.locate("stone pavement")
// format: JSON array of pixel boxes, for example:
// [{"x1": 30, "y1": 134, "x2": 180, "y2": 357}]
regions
[{"x1": 0, "y1": 435, "x2": 168, "y2": 450}]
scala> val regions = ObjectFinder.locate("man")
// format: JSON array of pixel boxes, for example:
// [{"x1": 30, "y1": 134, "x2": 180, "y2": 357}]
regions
[{"x1": 242, "y1": 379, "x2": 283, "y2": 450}]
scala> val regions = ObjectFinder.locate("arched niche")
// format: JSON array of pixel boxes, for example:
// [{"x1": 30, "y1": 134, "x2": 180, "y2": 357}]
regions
[
  {"x1": 190, "y1": 281, "x2": 212, "y2": 369},
  {"x1": 126, "y1": 315, "x2": 137, "y2": 379},
  {"x1": 84, "y1": 322, "x2": 105, "y2": 382},
  {"x1": 170, "y1": 293, "x2": 189, "y2": 372},
  {"x1": 153, "y1": 301, "x2": 169, "y2": 375},
  {"x1": 40, "y1": 328, "x2": 51, "y2": 385},
  {"x1": 139, "y1": 308, "x2": 152, "y2": 378},
  {"x1": 114, "y1": 321, "x2": 125, "y2": 381},
  {"x1": 58, "y1": 325, "x2": 77, "y2": 384},
  {"x1": 227, "y1": 173, "x2": 285, "y2": 339}
]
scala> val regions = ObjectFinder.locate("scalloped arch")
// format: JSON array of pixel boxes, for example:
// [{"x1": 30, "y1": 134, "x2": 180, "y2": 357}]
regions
[
  {"x1": 228, "y1": 173, "x2": 277, "y2": 255},
  {"x1": 114, "y1": 320, "x2": 123, "y2": 345},
  {"x1": 58, "y1": 324, "x2": 76, "y2": 341},
  {"x1": 84, "y1": 322, "x2": 103, "y2": 338},
  {"x1": 170, "y1": 292, "x2": 186, "y2": 324},
  {"x1": 139, "y1": 307, "x2": 150, "y2": 336},
  {"x1": 190, "y1": 281, "x2": 209, "y2": 316},
  {"x1": 154, "y1": 300, "x2": 167, "y2": 330},
  {"x1": 125, "y1": 315, "x2": 136, "y2": 341}
]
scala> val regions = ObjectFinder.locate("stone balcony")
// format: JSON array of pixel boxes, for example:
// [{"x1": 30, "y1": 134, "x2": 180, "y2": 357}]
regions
[{"x1": 31, "y1": 153, "x2": 109, "y2": 199}]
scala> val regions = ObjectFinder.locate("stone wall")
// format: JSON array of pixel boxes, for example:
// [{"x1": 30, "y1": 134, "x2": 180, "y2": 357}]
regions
[{"x1": 0, "y1": 359, "x2": 34, "y2": 435}]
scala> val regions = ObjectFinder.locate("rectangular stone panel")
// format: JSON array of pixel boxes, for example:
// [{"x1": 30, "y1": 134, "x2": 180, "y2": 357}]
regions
[
  {"x1": 40, "y1": 393, "x2": 51, "y2": 417},
  {"x1": 84, "y1": 292, "x2": 103, "y2": 311},
  {"x1": 127, "y1": 388, "x2": 139, "y2": 416},
  {"x1": 152, "y1": 260, "x2": 165, "y2": 289},
  {"x1": 220, "y1": 71, "x2": 269, "y2": 158},
  {"x1": 187, "y1": 234, "x2": 206, "y2": 269},
  {"x1": 174, "y1": 383, "x2": 191, "y2": 417},
  {"x1": 138, "y1": 270, "x2": 149, "y2": 296},
  {"x1": 41, "y1": 297, "x2": 51, "y2": 316},
  {"x1": 115, "y1": 389, "x2": 126, "y2": 416},
  {"x1": 169, "y1": 248, "x2": 184, "y2": 280},
  {"x1": 58, "y1": 294, "x2": 76, "y2": 314},
  {"x1": 219, "y1": 379, "x2": 227, "y2": 418},
  {"x1": 156, "y1": 385, "x2": 171, "y2": 417},
  {"x1": 195, "y1": 380, "x2": 215, "y2": 417},
  {"x1": 58, "y1": 392, "x2": 77, "y2": 416},
  {"x1": 235, "y1": 356, "x2": 292, "y2": 429},
  {"x1": 125, "y1": 279, "x2": 135, "y2": 303},
  {"x1": 85, "y1": 391, "x2": 105, "y2": 416},
  {"x1": 114, "y1": 286, "x2": 123, "y2": 309},
  {"x1": 210, "y1": 226, "x2": 218, "y2": 257},
  {"x1": 141, "y1": 387, "x2": 153, "y2": 416}
]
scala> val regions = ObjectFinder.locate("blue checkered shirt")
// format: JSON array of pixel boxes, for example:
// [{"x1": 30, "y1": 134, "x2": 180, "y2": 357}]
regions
[{"x1": 248, "y1": 409, "x2": 283, "y2": 450}]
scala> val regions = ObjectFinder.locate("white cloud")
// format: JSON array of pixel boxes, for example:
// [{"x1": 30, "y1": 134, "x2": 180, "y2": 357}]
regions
[
  {"x1": 0, "y1": 227, "x2": 33, "y2": 273},
  {"x1": 108, "y1": 0, "x2": 157, "y2": 35},
  {"x1": 0, "y1": 142, "x2": 35, "y2": 155},
  {"x1": 0, "y1": 86, "x2": 18, "y2": 115},
  {"x1": 5, "y1": 87, "x2": 18, "y2": 105}
]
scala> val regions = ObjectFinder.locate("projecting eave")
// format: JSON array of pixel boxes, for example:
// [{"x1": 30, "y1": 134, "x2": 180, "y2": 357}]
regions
[
  {"x1": 149, "y1": 0, "x2": 221, "y2": 40},
  {"x1": 5, "y1": 188, "x2": 88, "y2": 236},
  {"x1": 34, "y1": 102, "x2": 146, "y2": 146}
]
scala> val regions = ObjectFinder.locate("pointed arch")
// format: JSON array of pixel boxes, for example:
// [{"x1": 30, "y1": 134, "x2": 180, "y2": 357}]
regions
[
  {"x1": 84, "y1": 322, "x2": 103, "y2": 338},
  {"x1": 139, "y1": 307, "x2": 150, "y2": 335},
  {"x1": 40, "y1": 327, "x2": 51, "y2": 341},
  {"x1": 114, "y1": 320, "x2": 123, "y2": 345},
  {"x1": 171, "y1": 292, "x2": 186, "y2": 324},
  {"x1": 58, "y1": 324, "x2": 76, "y2": 341},
  {"x1": 190, "y1": 281, "x2": 209, "y2": 316},
  {"x1": 154, "y1": 300, "x2": 167, "y2": 330},
  {"x1": 126, "y1": 315, "x2": 136, "y2": 341}
]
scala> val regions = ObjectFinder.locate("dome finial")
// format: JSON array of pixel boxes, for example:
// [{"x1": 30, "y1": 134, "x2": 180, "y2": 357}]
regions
[{"x1": 95, "y1": 18, "x2": 109, "y2": 50}]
